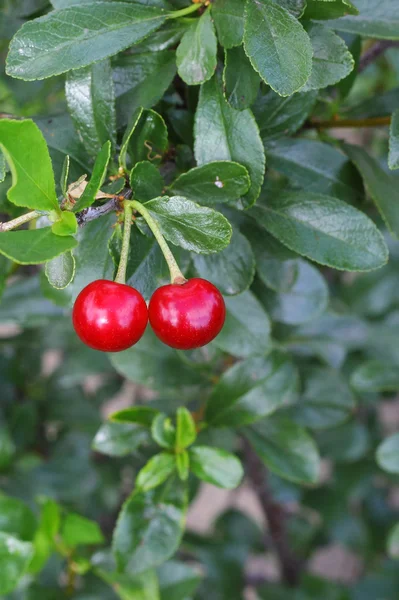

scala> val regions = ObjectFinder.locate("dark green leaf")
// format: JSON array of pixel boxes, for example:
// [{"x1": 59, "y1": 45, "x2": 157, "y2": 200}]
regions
[
  {"x1": 0, "y1": 428, "x2": 16, "y2": 471},
  {"x1": 92, "y1": 422, "x2": 149, "y2": 457},
  {"x1": 254, "y1": 260, "x2": 329, "y2": 325},
  {"x1": 176, "y1": 9, "x2": 217, "y2": 85},
  {"x1": 51, "y1": 211, "x2": 78, "y2": 236},
  {"x1": 351, "y1": 360, "x2": 399, "y2": 392},
  {"x1": 110, "y1": 406, "x2": 160, "y2": 427},
  {"x1": 0, "y1": 495, "x2": 36, "y2": 541},
  {"x1": 158, "y1": 560, "x2": 202, "y2": 600},
  {"x1": 0, "y1": 276, "x2": 62, "y2": 326},
  {"x1": 193, "y1": 228, "x2": 255, "y2": 295},
  {"x1": 66, "y1": 59, "x2": 116, "y2": 157},
  {"x1": 243, "y1": 0, "x2": 312, "y2": 96},
  {"x1": 245, "y1": 416, "x2": 320, "y2": 484},
  {"x1": 388, "y1": 523, "x2": 399, "y2": 559},
  {"x1": 73, "y1": 142, "x2": 111, "y2": 212},
  {"x1": 45, "y1": 250, "x2": 75, "y2": 289},
  {"x1": 327, "y1": 0, "x2": 399, "y2": 40},
  {"x1": 250, "y1": 191, "x2": 388, "y2": 271},
  {"x1": 213, "y1": 0, "x2": 244, "y2": 49},
  {"x1": 0, "y1": 533, "x2": 33, "y2": 595},
  {"x1": 345, "y1": 87, "x2": 399, "y2": 118},
  {"x1": 301, "y1": 23, "x2": 354, "y2": 91},
  {"x1": 61, "y1": 513, "x2": 104, "y2": 547},
  {"x1": 304, "y1": 0, "x2": 359, "y2": 20},
  {"x1": 120, "y1": 107, "x2": 144, "y2": 172},
  {"x1": 266, "y1": 138, "x2": 363, "y2": 203},
  {"x1": 223, "y1": 45, "x2": 260, "y2": 110},
  {"x1": 344, "y1": 143, "x2": 399, "y2": 238},
  {"x1": 113, "y1": 51, "x2": 176, "y2": 128},
  {"x1": 253, "y1": 89, "x2": 317, "y2": 140},
  {"x1": 206, "y1": 352, "x2": 298, "y2": 427},
  {"x1": 130, "y1": 161, "x2": 164, "y2": 202},
  {"x1": 376, "y1": 433, "x2": 399, "y2": 474},
  {"x1": 136, "y1": 453, "x2": 176, "y2": 491},
  {"x1": 213, "y1": 290, "x2": 271, "y2": 357},
  {"x1": 176, "y1": 407, "x2": 196, "y2": 449},
  {"x1": 0, "y1": 227, "x2": 77, "y2": 265},
  {"x1": 170, "y1": 161, "x2": 250, "y2": 206},
  {"x1": 0, "y1": 119, "x2": 58, "y2": 211},
  {"x1": 6, "y1": 3, "x2": 167, "y2": 80},
  {"x1": 189, "y1": 446, "x2": 243, "y2": 489},
  {"x1": 194, "y1": 73, "x2": 265, "y2": 208},
  {"x1": 278, "y1": 0, "x2": 307, "y2": 17},
  {"x1": 317, "y1": 421, "x2": 370, "y2": 462},
  {"x1": 129, "y1": 109, "x2": 168, "y2": 167},
  {"x1": 389, "y1": 109, "x2": 399, "y2": 169},
  {"x1": 113, "y1": 481, "x2": 187, "y2": 574},
  {"x1": 143, "y1": 196, "x2": 232, "y2": 253}
]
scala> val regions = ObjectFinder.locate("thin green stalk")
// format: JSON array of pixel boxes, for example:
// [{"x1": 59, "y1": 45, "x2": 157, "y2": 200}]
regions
[
  {"x1": 114, "y1": 202, "x2": 133, "y2": 284},
  {"x1": 0, "y1": 210, "x2": 42, "y2": 232},
  {"x1": 168, "y1": 2, "x2": 202, "y2": 19},
  {"x1": 130, "y1": 200, "x2": 186, "y2": 284}
]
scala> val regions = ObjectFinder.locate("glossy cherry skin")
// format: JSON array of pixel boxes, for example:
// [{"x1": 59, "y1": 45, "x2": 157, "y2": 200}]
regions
[
  {"x1": 148, "y1": 278, "x2": 226, "y2": 350},
  {"x1": 72, "y1": 280, "x2": 148, "y2": 352}
]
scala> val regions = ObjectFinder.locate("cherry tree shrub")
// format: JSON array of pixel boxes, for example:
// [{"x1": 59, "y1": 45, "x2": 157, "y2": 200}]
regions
[{"x1": 1, "y1": 0, "x2": 399, "y2": 598}]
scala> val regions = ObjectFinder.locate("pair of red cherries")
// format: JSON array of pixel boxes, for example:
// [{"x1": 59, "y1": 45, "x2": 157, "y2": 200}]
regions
[{"x1": 72, "y1": 278, "x2": 226, "y2": 352}]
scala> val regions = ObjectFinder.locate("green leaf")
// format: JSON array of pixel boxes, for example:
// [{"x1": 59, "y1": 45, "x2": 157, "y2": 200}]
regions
[
  {"x1": 304, "y1": 0, "x2": 359, "y2": 20},
  {"x1": 170, "y1": 161, "x2": 250, "y2": 206},
  {"x1": 61, "y1": 513, "x2": 104, "y2": 548},
  {"x1": 73, "y1": 141, "x2": 111, "y2": 212},
  {"x1": 143, "y1": 196, "x2": 232, "y2": 254},
  {"x1": 92, "y1": 422, "x2": 149, "y2": 457},
  {"x1": 265, "y1": 138, "x2": 363, "y2": 203},
  {"x1": 0, "y1": 533, "x2": 34, "y2": 595},
  {"x1": 388, "y1": 523, "x2": 399, "y2": 559},
  {"x1": 389, "y1": 109, "x2": 399, "y2": 170},
  {"x1": 51, "y1": 211, "x2": 78, "y2": 236},
  {"x1": 213, "y1": 290, "x2": 271, "y2": 357},
  {"x1": 0, "y1": 151, "x2": 5, "y2": 183},
  {"x1": 0, "y1": 495, "x2": 36, "y2": 541},
  {"x1": 6, "y1": 2, "x2": 167, "y2": 80},
  {"x1": 279, "y1": 0, "x2": 307, "y2": 17},
  {"x1": 243, "y1": 0, "x2": 312, "y2": 97},
  {"x1": 213, "y1": 0, "x2": 244, "y2": 49},
  {"x1": 327, "y1": 0, "x2": 399, "y2": 40},
  {"x1": 351, "y1": 360, "x2": 399, "y2": 392},
  {"x1": 344, "y1": 143, "x2": 399, "y2": 238},
  {"x1": 0, "y1": 428, "x2": 15, "y2": 471},
  {"x1": 66, "y1": 59, "x2": 116, "y2": 157},
  {"x1": 318, "y1": 421, "x2": 369, "y2": 462},
  {"x1": 176, "y1": 408, "x2": 196, "y2": 450},
  {"x1": 345, "y1": 87, "x2": 399, "y2": 119},
  {"x1": 376, "y1": 432, "x2": 399, "y2": 474},
  {"x1": 29, "y1": 497, "x2": 60, "y2": 574},
  {"x1": 110, "y1": 406, "x2": 160, "y2": 427},
  {"x1": 223, "y1": 45, "x2": 260, "y2": 110},
  {"x1": 245, "y1": 416, "x2": 320, "y2": 484},
  {"x1": 176, "y1": 451, "x2": 189, "y2": 482},
  {"x1": 253, "y1": 89, "x2": 317, "y2": 141},
  {"x1": 254, "y1": 260, "x2": 329, "y2": 325},
  {"x1": 176, "y1": 9, "x2": 217, "y2": 85},
  {"x1": 113, "y1": 51, "x2": 176, "y2": 128},
  {"x1": 113, "y1": 481, "x2": 187, "y2": 574},
  {"x1": 98, "y1": 569, "x2": 160, "y2": 600},
  {"x1": 301, "y1": 23, "x2": 354, "y2": 91},
  {"x1": 291, "y1": 367, "x2": 355, "y2": 429},
  {"x1": 129, "y1": 108, "x2": 168, "y2": 167},
  {"x1": 206, "y1": 352, "x2": 298, "y2": 427},
  {"x1": 193, "y1": 228, "x2": 255, "y2": 295},
  {"x1": 158, "y1": 560, "x2": 202, "y2": 600},
  {"x1": 0, "y1": 227, "x2": 77, "y2": 265},
  {"x1": 250, "y1": 191, "x2": 388, "y2": 271},
  {"x1": 152, "y1": 414, "x2": 176, "y2": 449},
  {"x1": 189, "y1": 446, "x2": 243, "y2": 489},
  {"x1": 60, "y1": 155, "x2": 70, "y2": 196},
  {"x1": 136, "y1": 453, "x2": 176, "y2": 492},
  {"x1": 120, "y1": 107, "x2": 144, "y2": 172},
  {"x1": 0, "y1": 119, "x2": 58, "y2": 211},
  {"x1": 130, "y1": 161, "x2": 164, "y2": 202},
  {"x1": 194, "y1": 73, "x2": 265, "y2": 208},
  {"x1": 45, "y1": 250, "x2": 75, "y2": 289}
]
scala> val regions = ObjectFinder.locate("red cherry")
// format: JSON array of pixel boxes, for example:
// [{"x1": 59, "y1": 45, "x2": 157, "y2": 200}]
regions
[
  {"x1": 148, "y1": 278, "x2": 226, "y2": 350},
  {"x1": 72, "y1": 280, "x2": 148, "y2": 352}
]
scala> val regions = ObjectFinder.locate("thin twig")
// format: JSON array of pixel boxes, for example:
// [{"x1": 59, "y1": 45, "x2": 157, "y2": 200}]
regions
[
  {"x1": 243, "y1": 438, "x2": 303, "y2": 587},
  {"x1": 75, "y1": 197, "x2": 121, "y2": 226},
  {"x1": 358, "y1": 40, "x2": 399, "y2": 73}
]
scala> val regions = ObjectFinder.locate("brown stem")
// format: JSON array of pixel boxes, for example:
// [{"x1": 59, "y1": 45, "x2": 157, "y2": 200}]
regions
[
  {"x1": 358, "y1": 41, "x2": 399, "y2": 73},
  {"x1": 307, "y1": 115, "x2": 391, "y2": 130},
  {"x1": 243, "y1": 438, "x2": 302, "y2": 587}
]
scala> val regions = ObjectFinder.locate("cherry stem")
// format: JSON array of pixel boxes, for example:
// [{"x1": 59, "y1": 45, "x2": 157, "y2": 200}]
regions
[
  {"x1": 0, "y1": 210, "x2": 42, "y2": 232},
  {"x1": 114, "y1": 201, "x2": 133, "y2": 285},
  {"x1": 168, "y1": 2, "x2": 203, "y2": 20},
  {"x1": 130, "y1": 200, "x2": 186, "y2": 284}
]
